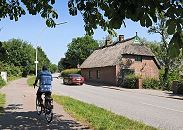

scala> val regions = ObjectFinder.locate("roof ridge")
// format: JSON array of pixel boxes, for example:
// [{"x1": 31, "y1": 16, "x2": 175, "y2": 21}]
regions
[{"x1": 97, "y1": 36, "x2": 135, "y2": 50}]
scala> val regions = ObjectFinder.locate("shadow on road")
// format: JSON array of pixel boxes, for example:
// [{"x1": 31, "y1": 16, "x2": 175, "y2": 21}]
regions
[
  {"x1": 163, "y1": 92, "x2": 183, "y2": 100},
  {"x1": 85, "y1": 82, "x2": 114, "y2": 87},
  {"x1": 5, "y1": 104, "x2": 23, "y2": 110},
  {"x1": 0, "y1": 110, "x2": 89, "y2": 130}
]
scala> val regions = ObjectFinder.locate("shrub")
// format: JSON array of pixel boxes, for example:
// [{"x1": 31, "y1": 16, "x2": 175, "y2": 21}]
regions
[
  {"x1": 21, "y1": 67, "x2": 30, "y2": 77},
  {"x1": 159, "y1": 69, "x2": 181, "y2": 91},
  {"x1": 0, "y1": 63, "x2": 22, "y2": 77},
  {"x1": 121, "y1": 74, "x2": 139, "y2": 89},
  {"x1": 0, "y1": 77, "x2": 6, "y2": 88},
  {"x1": 143, "y1": 78, "x2": 161, "y2": 90},
  {"x1": 61, "y1": 68, "x2": 81, "y2": 77}
]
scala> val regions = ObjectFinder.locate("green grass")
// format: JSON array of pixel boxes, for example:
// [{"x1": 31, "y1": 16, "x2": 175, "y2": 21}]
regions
[
  {"x1": 7, "y1": 76, "x2": 21, "y2": 81},
  {"x1": 53, "y1": 95, "x2": 157, "y2": 130},
  {"x1": 0, "y1": 93, "x2": 5, "y2": 114},
  {"x1": 27, "y1": 76, "x2": 36, "y2": 87},
  {"x1": 0, "y1": 81, "x2": 6, "y2": 89}
]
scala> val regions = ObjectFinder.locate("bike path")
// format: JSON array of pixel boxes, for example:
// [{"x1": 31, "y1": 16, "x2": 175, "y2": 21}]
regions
[{"x1": 0, "y1": 78, "x2": 90, "y2": 130}]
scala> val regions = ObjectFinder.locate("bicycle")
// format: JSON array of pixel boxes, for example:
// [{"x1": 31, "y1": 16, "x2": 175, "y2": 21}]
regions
[{"x1": 34, "y1": 85, "x2": 54, "y2": 123}]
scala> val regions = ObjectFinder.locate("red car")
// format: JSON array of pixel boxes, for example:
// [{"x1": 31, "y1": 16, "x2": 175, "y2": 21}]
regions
[{"x1": 63, "y1": 74, "x2": 84, "y2": 85}]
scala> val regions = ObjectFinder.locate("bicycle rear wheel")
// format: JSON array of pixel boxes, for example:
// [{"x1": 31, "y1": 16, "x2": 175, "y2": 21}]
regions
[
  {"x1": 36, "y1": 97, "x2": 42, "y2": 115},
  {"x1": 45, "y1": 100, "x2": 53, "y2": 123}
]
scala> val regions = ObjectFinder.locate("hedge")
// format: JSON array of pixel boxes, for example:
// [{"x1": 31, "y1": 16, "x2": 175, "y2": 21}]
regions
[
  {"x1": 61, "y1": 68, "x2": 81, "y2": 77},
  {"x1": 143, "y1": 78, "x2": 161, "y2": 90},
  {"x1": 121, "y1": 74, "x2": 140, "y2": 89}
]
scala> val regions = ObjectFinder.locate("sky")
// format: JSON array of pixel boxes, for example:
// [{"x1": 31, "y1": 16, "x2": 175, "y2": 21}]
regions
[{"x1": 0, "y1": 0, "x2": 161, "y2": 65}]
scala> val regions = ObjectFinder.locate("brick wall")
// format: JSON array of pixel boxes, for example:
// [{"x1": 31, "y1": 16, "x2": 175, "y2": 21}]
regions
[
  {"x1": 121, "y1": 55, "x2": 159, "y2": 79},
  {"x1": 81, "y1": 66, "x2": 116, "y2": 85}
]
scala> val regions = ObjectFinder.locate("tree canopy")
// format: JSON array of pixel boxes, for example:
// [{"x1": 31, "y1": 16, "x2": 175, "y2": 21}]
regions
[
  {"x1": 68, "y1": 1, "x2": 183, "y2": 56},
  {"x1": 0, "y1": 0, "x2": 182, "y2": 56},
  {"x1": 0, "y1": 0, "x2": 58, "y2": 27},
  {"x1": 2, "y1": 39, "x2": 35, "y2": 67},
  {"x1": 1, "y1": 39, "x2": 57, "y2": 76},
  {"x1": 60, "y1": 35, "x2": 99, "y2": 69}
]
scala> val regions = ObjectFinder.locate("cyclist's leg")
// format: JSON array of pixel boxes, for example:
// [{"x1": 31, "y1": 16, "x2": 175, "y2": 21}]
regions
[
  {"x1": 36, "y1": 89, "x2": 43, "y2": 105},
  {"x1": 45, "y1": 92, "x2": 52, "y2": 108}
]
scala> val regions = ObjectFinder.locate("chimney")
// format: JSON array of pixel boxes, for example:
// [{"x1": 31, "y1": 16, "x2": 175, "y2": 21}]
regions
[{"x1": 119, "y1": 35, "x2": 124, "y2": 42}]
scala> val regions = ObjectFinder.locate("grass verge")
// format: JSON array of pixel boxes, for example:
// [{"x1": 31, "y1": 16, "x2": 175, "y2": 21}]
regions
[
  {"x1": 7, "y1": 76, "x2": 21, "y2": 81},
  {"x1": 27, "y1": 76, "x2": 35, "y2": 87},
  {"x1": 0, "y1": 93, "x2": 5, "y2": 114},
  {"x1": 53, "y1": 95, "x2": 157, "y2": 130},
  {"x1": 0, "y1": 81, "x2": 6, "y2": 89}
]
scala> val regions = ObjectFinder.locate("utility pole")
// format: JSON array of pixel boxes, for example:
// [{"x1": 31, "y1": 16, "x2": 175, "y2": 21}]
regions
[
  {"x1": 35, "y1": 45, "x2": 39, "y2": 76},
  {"x1": 34, "y1": 22, "x2": 67, "y2": 76}
]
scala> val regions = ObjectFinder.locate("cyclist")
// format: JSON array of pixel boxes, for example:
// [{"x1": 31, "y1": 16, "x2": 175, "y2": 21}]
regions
[{"x1": 33, "y1": 65, "x2": 53, "y2": 106}]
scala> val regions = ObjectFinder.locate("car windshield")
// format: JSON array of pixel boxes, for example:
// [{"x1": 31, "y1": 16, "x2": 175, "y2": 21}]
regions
[{"x1": 69, "y1": 74, "x2": 81, "y2": 77}]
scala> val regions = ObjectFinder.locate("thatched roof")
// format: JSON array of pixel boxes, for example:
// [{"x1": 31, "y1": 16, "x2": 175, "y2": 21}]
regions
[{"x1": 80, "y1": 37, "x2": 160, "y2": 69}]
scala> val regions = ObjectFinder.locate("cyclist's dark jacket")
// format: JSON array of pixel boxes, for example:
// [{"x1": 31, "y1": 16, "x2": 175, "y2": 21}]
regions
[{"x1": 36, "y1": 70, "x2": 52, "y2": 92}]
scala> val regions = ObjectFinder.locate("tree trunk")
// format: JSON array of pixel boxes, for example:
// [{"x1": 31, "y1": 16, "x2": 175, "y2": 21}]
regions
[{"x1": 163, "y1": 59, "x2": 170, "y2": 90}]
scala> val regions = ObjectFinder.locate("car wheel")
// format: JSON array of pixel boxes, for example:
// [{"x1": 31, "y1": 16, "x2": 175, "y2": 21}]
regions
[{"x1": 80, "y1": 83, "x2": 83, "y2": 85}]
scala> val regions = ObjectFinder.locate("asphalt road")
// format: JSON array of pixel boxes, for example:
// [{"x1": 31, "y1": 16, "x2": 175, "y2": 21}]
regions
[{"x1": 52, "y1": 76, "x2": 183, "y2": 130}]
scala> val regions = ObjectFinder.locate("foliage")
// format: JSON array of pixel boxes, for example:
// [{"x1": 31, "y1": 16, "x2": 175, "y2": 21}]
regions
[
  {"x1": 143, "y1": 78, "x2": 161, "y2": 90},
  {"x1": 61, "y1": 68, "x2": 81, "y2": 77},
  {"x1": 0, "y1": 93, "x2": 5, "y2": 114},
  {"x1": 27, "y1": 76, "x2": 36, "y2": 87},
  {"x1": 49, "y1": 64, "x2": 57, "y2": 73},
  {"x1": 53, "y1": 95, "x2": 156, "y2": 130},
  {"x1": 22, "y1": 69, "x2": 28, "y2": 77},
  {"x1": 1, "y1": 39, "x2": 36, "y2": 76},
  {"x1": 2, "y1": 39, "x2": 35, "y2": 67},
  {"x1": 1, "y1": 39, "x2": 52, "y2": 77},
  {"x1": 37, "y1": 47, "x2": 51, "y2": 71},
  {"x1": 142, "y1": 38, "x2": 162, "y2": 60},
  {"x1": 63, "y1": 35, "x2": 98, "y2": 68},
  {"x1": 0, "y1": 62, "x2": 22, "y2": 77},
  {"x1": 160, "y1": 69, "x2": 182, "y2": 91},
  {"x1": 0, "y1": 42, "x2": 6, "y2": 61},
  {"x1": 68, "y1": 1, "x2": 183, "y2": 56},
  {"x1": 0, "y1": 0, "x2": 57, "y2": 27},
  {"x1": 121, "y1": 74, "x2": 140, "y2": 89},
  {"x1": 7, "y1": 76, "x2": 21, "y2": 81},
  {"x1": 0, "y1": 77, "x2": 6, "y2": 88},
  {"x1": 58, "y1": 58, "x2": 68, "y2": 72},
  {"x1": 0, "y1": 1, "x2": 182, "y2": 56},
  {"x1": 144, "y1": 38, "x2": 182, "y2": 90},
  {"x1": 172, "y1": 80, "x2": 183, "y2": 94},
  {"x1": 147, "y1": 12, "x2": 183, "y2": 89},
  {"x1": 168, "y1": 69, "x2": 181, "y2": 82}
]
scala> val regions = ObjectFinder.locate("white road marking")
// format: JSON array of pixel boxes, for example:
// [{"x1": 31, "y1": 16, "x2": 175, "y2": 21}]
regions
[{"x1": 141, "y1": 102, "x2": 183, "y2": 113}]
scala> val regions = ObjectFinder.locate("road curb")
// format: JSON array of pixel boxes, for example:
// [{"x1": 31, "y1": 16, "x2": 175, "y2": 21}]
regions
[{"x1": 100, "y1": 86, "x2": 183, "y2": 100}]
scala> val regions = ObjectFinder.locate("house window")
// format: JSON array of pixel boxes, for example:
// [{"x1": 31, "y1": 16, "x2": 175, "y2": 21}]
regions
[
  {"x1": 96, "y1": 70, "x2": 100, "y2": 79},
  {"x1": 89, "y1": 70, "x2": 92, "y2": 79},
  {"x1": 135, "y1": 55, "x2": 142, "y2": 62}
]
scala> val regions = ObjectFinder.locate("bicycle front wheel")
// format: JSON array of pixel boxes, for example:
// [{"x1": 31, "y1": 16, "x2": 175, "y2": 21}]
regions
[{"x1": 36, "y1": 97, "x2": 42, "y2": 115}]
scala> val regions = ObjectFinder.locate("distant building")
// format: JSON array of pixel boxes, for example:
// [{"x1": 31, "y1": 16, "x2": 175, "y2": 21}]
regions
[{"x1": 80, "y1": 34, "x2": 160, "y2": 86}]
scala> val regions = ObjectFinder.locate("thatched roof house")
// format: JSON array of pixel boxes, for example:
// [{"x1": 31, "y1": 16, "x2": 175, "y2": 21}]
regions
[{"x1": 80, "y1": 35, "x2": 160, "y2": 86}]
